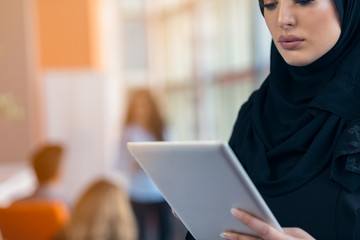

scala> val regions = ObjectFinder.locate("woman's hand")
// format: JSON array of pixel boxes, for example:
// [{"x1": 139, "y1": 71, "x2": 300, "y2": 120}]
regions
[
  {"x1": 172, "y1": 208, "x2": 179, "y2": 219},
  {"x1": 220, "y1": 208, "x2": 315, "y2": 240}
]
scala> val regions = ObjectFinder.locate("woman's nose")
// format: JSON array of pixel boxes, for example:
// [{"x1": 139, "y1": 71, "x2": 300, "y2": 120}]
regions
[{"x1": 277, "y1": 1, "x2": 296, "y2": 29}]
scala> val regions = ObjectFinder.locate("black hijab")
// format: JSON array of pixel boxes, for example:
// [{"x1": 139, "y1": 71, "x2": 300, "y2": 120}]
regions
[{"x1": 229, "y1": 0, "x2": 360, "y2": 197}]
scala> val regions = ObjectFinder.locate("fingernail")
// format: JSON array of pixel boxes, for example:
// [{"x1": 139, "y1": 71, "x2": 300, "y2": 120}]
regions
[
  {"x1": 231, "y1": 208, "x2": 243, "y2": 218},
  {"x1": 220, "y1": 232, "x2": 232, "y2": 239}
]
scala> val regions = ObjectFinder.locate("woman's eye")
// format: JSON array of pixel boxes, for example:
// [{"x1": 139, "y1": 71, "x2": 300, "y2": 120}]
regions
[
  {"x1": 262, "y1": 0, "x2": 314, "y2": 11},
  {"x1": 263, "y1": 2, "x2": 278, "y2": 11},
  {"x1": 294, "y1": 0, "x2": 314, "y2": 6}
]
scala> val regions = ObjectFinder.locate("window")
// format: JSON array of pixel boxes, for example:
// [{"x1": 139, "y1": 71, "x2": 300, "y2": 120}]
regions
[{"x1": 119, "y1": 0, "x2": 271, "y2": 141}]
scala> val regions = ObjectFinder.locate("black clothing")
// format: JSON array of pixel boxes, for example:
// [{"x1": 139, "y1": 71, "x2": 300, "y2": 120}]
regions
[
  {"x1": 186, "y1": 0, "x2": 360, "y2": 239},
  {"x1": 131, "y1": 201, "x2": 172, "y2": 240}
]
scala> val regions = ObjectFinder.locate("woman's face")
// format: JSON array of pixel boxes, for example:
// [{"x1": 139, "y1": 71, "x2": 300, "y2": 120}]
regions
[{"x1": 263, "y1": 0, "x2": 341, "y2": 66}]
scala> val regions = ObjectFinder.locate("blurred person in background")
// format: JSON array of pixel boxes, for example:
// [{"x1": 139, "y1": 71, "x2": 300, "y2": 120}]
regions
[
  {"x1": 15, "y1": 144, "x2": 68, "y2": 205},
  {"x1": 118, "y1": 89, "x2": 173, "y2": 240},
  {"x1": 55, "y1": 178, "x2": 137, "y2": 240}
]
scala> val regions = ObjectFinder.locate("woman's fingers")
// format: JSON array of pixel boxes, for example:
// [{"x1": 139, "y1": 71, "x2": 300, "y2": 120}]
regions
[
  {"x1": 220, "y1": 232, "x2": 260, "y2": 240},
  {"x1": 230, "y1": 208, "x2": 285, "y2": 240},
  {"x1": 223, "y1": 209, "x2": 316, "y2": 240},
  {"x1": 171, "y1": 208, "x2": 179, "y2": 219}
]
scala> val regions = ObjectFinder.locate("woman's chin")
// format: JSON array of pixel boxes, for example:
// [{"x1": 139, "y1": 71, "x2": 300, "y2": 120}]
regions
[{"x1": 283, "y1": 57, "x2": 315, "y2": 67}]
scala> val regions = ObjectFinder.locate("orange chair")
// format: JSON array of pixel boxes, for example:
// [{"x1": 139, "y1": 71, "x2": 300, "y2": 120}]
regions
[{"x1": 0, "y1": 199, "x2": 69, "y2": 240}]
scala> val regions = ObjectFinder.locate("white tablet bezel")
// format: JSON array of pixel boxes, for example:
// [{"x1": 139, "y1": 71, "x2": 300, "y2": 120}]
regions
[{"x1": 127, "y1": 141, "x2": 282, "y2": 239}]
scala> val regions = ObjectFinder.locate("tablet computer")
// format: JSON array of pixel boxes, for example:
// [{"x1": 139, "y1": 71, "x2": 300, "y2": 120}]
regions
[{"x1": 127, "y1": 141, "x2": 282, "y2": 239}]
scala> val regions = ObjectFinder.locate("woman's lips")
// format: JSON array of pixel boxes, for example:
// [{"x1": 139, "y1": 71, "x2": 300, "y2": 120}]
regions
[{"x1": 278, "y1": 35, "x2": 305, "y2": 50}]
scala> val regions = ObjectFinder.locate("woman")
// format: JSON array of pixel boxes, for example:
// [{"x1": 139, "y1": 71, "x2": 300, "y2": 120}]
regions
[
  {"x1": 56, "y1": 179, "x2": 138, "y2": 240},
  {"x1": 119, "y1": 89, "x2": 173, "y2": 240},
  {"x1": 186, "y1": 0, "x2": 360, "y2": 239}
]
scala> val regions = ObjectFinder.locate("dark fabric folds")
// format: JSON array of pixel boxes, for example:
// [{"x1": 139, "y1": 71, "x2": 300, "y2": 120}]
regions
[
  {"x1": 331, "y1": 120, "x2": 360, "y2": 192},
  {"x1": 230, "y1": 0, "x2": 360, "y2": 197}
]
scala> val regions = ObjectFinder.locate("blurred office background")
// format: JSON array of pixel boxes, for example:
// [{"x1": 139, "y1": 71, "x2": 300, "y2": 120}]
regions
[{"x1": 0, "y1": 0, "x2": 270, "y2": 238}]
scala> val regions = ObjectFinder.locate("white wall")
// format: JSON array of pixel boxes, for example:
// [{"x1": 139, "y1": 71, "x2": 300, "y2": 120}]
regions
[
  {"x1": 44, "y1": 71, "x2": 121, "y2": 204},
  {"x1": 42, "y1": 0, "x2": 128, "y2": 204}
]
